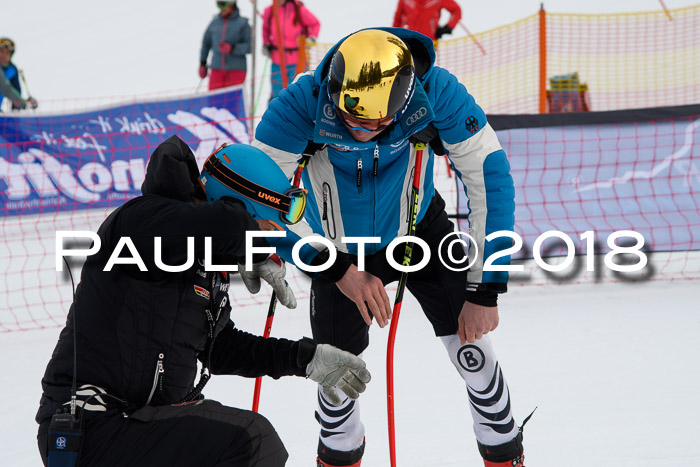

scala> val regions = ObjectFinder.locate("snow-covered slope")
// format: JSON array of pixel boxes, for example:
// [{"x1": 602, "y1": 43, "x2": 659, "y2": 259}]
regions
[{"x1": 3, "y1": 280, "x2": 699, "y2": 466}]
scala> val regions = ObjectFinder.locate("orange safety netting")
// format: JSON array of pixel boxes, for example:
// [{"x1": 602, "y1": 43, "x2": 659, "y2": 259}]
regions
[{"x1": 306, "y1": 5, "x2": 700, "y2": 114}]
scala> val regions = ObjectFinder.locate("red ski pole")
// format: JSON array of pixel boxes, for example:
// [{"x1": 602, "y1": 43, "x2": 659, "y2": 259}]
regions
[
  {"x1": 252, "y1": 293, "x2": 277, "y2": 412},
  {"x1": 252, "y1": 156, "x2": 309, "y2": 412},
  {"x1": 387, "y1": 143, "x2": 425, "y2": 466},
  {"x1": 271, "y1": 0, "x2": 289, "y2": 89}
]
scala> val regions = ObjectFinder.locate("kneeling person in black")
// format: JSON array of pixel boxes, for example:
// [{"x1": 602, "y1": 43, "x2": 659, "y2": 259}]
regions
[{"x1": 36, "y1": 137, "x2": 370, "y2": 467}]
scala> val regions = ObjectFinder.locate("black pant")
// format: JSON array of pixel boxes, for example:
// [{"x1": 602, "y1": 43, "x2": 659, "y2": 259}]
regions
[
  {"x1": 38, "y1": 400, "x2": 287, "y2": 467},
  {"x1": 310, "y1": 194, "x2": 468, "y2": 355}
]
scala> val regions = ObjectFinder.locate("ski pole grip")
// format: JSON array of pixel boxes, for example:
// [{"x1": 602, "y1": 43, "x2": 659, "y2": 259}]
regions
[{"x1": 408, "y1": 123, "x2": 445, "y2": 155}]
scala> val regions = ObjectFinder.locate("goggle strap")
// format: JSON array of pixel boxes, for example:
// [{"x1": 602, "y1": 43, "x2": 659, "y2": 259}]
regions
[{"x1": 204, "y1": 156, "x2": 292, "y2": 214}]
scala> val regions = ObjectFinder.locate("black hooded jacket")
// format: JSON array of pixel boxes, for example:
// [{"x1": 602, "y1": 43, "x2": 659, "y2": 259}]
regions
[{"x1": 36, "y1": 136, "x2": 315, "y2": 424}]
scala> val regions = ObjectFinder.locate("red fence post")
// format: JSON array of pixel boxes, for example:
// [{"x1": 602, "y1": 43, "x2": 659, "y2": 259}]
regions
[{"x1": 272, "y1": 0, "x2": 289, "y2": 89}]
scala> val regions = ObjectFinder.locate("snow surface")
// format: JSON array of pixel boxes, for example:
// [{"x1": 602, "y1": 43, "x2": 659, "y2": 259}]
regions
[
  {"x1": 2, "y1": 0, "x2": 700, "y2": 465},
  {"x1": 2, "y1": 279, "x2": 700, "y2": 466}
]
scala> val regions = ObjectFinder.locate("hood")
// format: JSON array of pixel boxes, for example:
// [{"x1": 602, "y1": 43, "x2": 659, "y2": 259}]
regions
[
  {"x1": 141, "y1": 135, "x2": 201, "y2": 202},
  {"x1": 313, "y1": 27, "x2": 436, "y2": 87}
]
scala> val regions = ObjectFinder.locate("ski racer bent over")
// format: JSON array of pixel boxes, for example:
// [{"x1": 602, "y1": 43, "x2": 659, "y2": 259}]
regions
[{"x1": 253, "y1": 28, "x2": 526, "y2": 467}]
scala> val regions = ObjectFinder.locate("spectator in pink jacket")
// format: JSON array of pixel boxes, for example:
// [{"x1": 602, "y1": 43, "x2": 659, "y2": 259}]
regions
[{"x1": 262, "y1": 0, "x2": 320, "y2": 99}]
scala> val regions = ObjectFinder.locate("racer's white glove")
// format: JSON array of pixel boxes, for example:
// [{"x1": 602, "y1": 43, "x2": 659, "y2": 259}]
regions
[
  {"x1": 306, "y1": 344, "x2": 371, "y2": 406},
  {"x1": 239, "y1": 254, "x2": 297, "y2": 309}
]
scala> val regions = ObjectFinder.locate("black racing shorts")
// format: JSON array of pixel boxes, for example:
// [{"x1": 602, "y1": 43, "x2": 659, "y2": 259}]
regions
[
  {"x1": 310, "y1": 193, "x2": 467, "y2": 355},
  {"x1": 38, "y1": 400, "x2": 287, "y2": 467}
]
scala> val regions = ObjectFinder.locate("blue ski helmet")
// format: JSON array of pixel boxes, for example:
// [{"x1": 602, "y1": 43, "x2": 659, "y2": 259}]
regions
[{"x1": 199, "y1": 143, "x2": 307, "y2": 225}]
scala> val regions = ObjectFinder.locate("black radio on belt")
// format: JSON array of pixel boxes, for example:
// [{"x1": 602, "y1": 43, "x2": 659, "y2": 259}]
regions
[
  {"x1": 47, "y1": 410, "x2": 83, "y2": 467},
  {"x1": 49, "y1": 260, "x2": 84, "y2": 466}
]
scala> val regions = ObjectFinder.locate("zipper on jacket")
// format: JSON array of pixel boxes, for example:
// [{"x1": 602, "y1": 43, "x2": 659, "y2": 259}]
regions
[
  {"x1": 356, "y1": 158, "x2": 363, "y2": 193},
  {"x1": 322, "y1": 182, "x2": 337, "y2": 239},
  {"x1": 373, "y1": 145, "x2": 379, "y2": 177},
  {"x1": 145, "y1": 353, "x2": 165, "y2": 406},
  {"x1": 220, "y1": 16, "x2": 228, "y2": 70},
  {"x1": 322, "y1": 188, "x2": 328, "y2": 221},
  {"x1": 371, "y1": 144, "x2": 380, "y2": 238}
]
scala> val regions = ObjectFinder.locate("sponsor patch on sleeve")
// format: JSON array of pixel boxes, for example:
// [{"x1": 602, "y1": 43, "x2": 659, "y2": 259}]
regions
[{"x1": 194, "y1": 285, "x2": 210, "y2": 299}]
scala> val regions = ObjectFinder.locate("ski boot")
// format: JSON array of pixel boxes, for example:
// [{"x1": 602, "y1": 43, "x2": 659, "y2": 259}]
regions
[
  {"x1": 316, "y1": 459, "x2": 361, "y2": 467},
  {"x1": 316, "y1": 440, "x2": 364, "y2": 467},
  {"x1": 479, "y1": 431, "x2": 525, "y2": 467}
]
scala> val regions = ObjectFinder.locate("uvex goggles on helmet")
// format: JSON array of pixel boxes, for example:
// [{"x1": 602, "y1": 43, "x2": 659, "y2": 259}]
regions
[
  {"x1": 203, "y1": 155, "x2": 307, "y2": 225},
  {"x1": 328, "y1": 29, "x2": 416, "y2": 123},
  {"x1": 216, "y1": 1, "x2": 234, "y2": 9}
]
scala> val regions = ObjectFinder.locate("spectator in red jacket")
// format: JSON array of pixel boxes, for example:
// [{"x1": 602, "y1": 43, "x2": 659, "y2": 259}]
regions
[
  {"x1": 262, "y1": 0, "x2": 320, "y2": 99},
  {"x1": 393, "y1": 0, "x2": 461, "y2": 41}
]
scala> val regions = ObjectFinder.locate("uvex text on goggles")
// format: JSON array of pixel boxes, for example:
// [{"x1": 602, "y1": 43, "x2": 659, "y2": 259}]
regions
[{"x1": 203, "y1": 155, "x2": 307, "y2": 225}]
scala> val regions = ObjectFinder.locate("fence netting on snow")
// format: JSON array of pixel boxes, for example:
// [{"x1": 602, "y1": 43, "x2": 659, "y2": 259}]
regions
[
  {"x1": 2, "y1": 5, "x2": 700, "y2": 332},
  {"x1": 0, "y1": 88, "x2": 266, "y2": 332},
  {"x1": 448, "y1": 106, "x2": 700, "y2": 286}
]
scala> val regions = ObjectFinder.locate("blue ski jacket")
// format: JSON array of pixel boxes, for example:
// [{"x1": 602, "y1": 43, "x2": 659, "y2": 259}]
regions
[
  {"x1": 253, "y1": 28, "x2": 515, "y2": 291},
  {"x1": 200, "y1": 9, "x2": 251, "y2": 72}
]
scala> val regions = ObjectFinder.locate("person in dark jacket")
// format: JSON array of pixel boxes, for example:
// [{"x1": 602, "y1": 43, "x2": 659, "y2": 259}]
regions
[
  {"x1": 199, "y1": 0, "x2": 252, "y2": 90},
  {"x1": 36, "y1": 136, "x2": 371, "y2": 467},
  {"x1": 0, "y1": 37, "x2": 37, "y2": 110}
]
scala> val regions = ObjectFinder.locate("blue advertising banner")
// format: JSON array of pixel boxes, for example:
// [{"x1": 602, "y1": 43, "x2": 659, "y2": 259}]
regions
[
  {"x1": 457, "y1": 107, "x2": 700, "y2": 254},
  {"x1": 0, "y1": 88, "x2": 250, "y2": 217}
]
